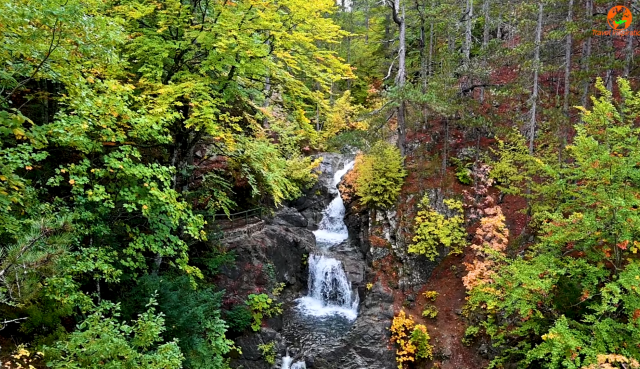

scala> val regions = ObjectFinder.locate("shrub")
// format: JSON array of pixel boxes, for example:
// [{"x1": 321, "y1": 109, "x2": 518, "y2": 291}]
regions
[
  {"x1": 462, "y1": 326, "x2": 480, "y2": 346},
  {"x1": 450, "y1": 157, "x2": 472, "y2": 185},
  {"x1": 422, "y1": 290, "x2": 439, "y2": 301},
  {"x1": 258, "y1": 342, "x2": 276, "y2": 365},
  {"x1": 408, "y1": 196, "x2": 467, "y2": 261},
  {"x1": 421, "y1": 304, "x2": 438, "y2": 319},
  {"x1": 411, "y1": 325, "x2": 433, "y2": 360},
  {"x1": 224, "y1": 305, "x2": 253, "y2": 333},
  {"x1": 4, "y1": 345, "x2": 44, "y2": 369},
  {"x1": 390, "y1": 310, "x2": 433, "y2": 368},
  {"x1": 122, "y1": 275, "x2": 234, "y2": 369},
  {"x1": 45, "y1": 299, "x2": 184, "y2": 369},
  {"x1": 246, "y1": 293, "x2": 282, "y2": 331},
  {"x1": 353, "y1": 142, "x2": 406, "y2": 209}
]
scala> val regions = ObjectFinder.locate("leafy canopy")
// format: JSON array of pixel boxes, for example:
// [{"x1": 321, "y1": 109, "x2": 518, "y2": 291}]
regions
[{"x1": 468, "y1": 78, "x2": 640, "y2": 368}]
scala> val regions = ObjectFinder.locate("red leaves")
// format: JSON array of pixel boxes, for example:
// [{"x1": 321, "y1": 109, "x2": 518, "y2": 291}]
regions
[
  {"x1": 617, "y1": 240, "x2": 629, "y2": 250},
  {"x1": 580, "y1": 290, "x2": 590, "y2": 302}
]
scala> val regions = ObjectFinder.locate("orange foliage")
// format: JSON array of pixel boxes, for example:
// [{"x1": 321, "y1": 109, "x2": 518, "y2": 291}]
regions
[
  {"x1": 463, "y1": 196, "x2": 509, "y2": 290},
  {"x1": 339, "y1": 153, "x2": 363, "y2": 205},
  {"x1": 581, "y1": 354, "x2": 640, "y2": 369}
]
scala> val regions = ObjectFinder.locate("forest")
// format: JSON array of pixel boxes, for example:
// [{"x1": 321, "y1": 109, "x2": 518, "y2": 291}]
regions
[{"x1": 1, "y1": 0, "x2": 640, "y2": 368}]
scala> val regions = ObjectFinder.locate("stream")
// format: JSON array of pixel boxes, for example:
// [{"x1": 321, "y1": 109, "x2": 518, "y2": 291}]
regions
[{"x1": 281, "y1": 160, "x2": 358, "y2": 368}]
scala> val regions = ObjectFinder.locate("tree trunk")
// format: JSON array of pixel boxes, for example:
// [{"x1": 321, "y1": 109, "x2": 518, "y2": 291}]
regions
[
  {"x1": 581, "y1": 0, "x2": 593, "y2": 107},
  {"x1": 624, "y1": 0, "x2": 637, "y2": 77},
  {"x1": 563, "y1": 0, "x2": 574, "y2": 115},
  {"x1": 391, "y1": 0, "x2": 407, "y2": 155},
  {"x1": 605, "y1": 2, "x2": 614, "y2": 93},
  {"x1": 442, "y1": 118, "x2": 449, "y2": 176},
  {"x1": 429, "y1": 19, "x2": 434, "y2": 77},
  {"x1": 480, "y1": 0, "x2": 491, "y2": 103},
  {"x1": 529, "y1": 1, "x2": 543, "y2": 154},
  {"x1": 559, "y1": 0, "x2": 574, "y2": 163},
  {"x1": 419, "y1": 0, "x2": 429, "y2": 131},
  {"x1": 463, "y1": 0, "x2": 473, "y2": 92}
]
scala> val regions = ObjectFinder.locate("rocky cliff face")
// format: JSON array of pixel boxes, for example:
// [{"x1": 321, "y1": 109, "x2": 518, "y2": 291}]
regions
[{"x1": 344, "y1": 187, "x2": 453, "y2": 293}]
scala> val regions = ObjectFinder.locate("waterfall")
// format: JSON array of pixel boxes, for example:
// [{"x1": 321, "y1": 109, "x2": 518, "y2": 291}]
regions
[
  {"x1": 297, "y1": 160, "x2": 358, "y2": 321},
  {"x1": 313, "y1": 160, "x2": 355, "y2": 246}
]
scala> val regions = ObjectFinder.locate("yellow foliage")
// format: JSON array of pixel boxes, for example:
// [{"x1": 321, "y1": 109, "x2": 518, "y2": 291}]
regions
[
  {"x1": 4, "y1": 344, "x2": 43, "y2": 369},
  {"x1": 423, "y1": 290, "x2": 439, "y2": 301},
  {"x1": 390, "y1": 311, "x2": 433, "y2": 368}
]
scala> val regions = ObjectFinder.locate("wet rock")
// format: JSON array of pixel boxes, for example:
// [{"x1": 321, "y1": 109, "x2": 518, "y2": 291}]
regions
[
  {"x1": 272, "y1": 206, "x2": 309, "y2": 228},
  {"x1": 316, "y1": 283, "x2": 396, "y2": 369},
  {"x1": 327, "y1": 240, "x2": 366, "y2": 287},
  {"x1": 218, "y1": 224, "x2": 315, "y2": 299},
  {"x1": 479, "y1": 343, "x2": 489, "y2": 358},
  {"x1": 370, "y1": 246, "x2": 389, "y2": 261},
  {"x1": 232, "y1": 328, "x2": 285, "y2": 369}
]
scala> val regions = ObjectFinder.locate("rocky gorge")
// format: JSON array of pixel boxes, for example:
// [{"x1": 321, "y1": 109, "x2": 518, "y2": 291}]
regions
[{"x1": 217, "y1": 153, "x2": 463, "y2": 369}]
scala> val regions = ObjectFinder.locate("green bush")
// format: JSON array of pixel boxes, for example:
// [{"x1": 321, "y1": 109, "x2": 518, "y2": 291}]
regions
[
  {"x1": 462, "y1": 326, "x2": 480, "y2": 346},
  {"x1": 45, "y1": 298, "x2": 184, "y2": 369},
  {"x1": 408, "y1": 196, "x2": 467, "y2": 261},
  {"x1": 122, "y1": 275, "x2": 234, "y2": 369},
  {"x1": 451, "y1": 157, "x2": 472, "y2": 185},
  {"x1": 224, "y1": 305, "x2": 253, "y2": 333},
  {"x1": 258, "y1": 341, "x2": 276, "y2": 365},
  {"x1": 246, "y1": 293, "x2": 283, "y2": 332},
  {"x1": 354, "y1": 142, "x2": 407, "y2": 209},
  {"x1": 421, "y1": 304, "x2": 439, "y2": 319},
  {"x1": 411, "y1": 325, "x2": 433, "y2": 360}
]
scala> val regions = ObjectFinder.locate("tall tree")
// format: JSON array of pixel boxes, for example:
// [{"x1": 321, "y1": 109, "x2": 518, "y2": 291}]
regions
[
  {"x1": 389, "y1": 0, "x2": 407, "y2": 155},
  {"x1": 528, "y1": 1, "x2": 544, "y2": 154}
]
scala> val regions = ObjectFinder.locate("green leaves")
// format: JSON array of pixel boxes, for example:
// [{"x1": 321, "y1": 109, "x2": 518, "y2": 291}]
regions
[
  {"x1": 246, "y1": 293, "x2": 283, "y2": 332},
  {"x1": 45, "y1": 298, "x2": 184, "y2": 369},
  {"x1": 408, "y1": 197, "x2": 466, "y2": 261},
  {"x1": 469, "y1": 78, "x2": 640, "y2": 367},
  {"x1": 354, "y1": 141, "x2": 406, "y2": 209}
]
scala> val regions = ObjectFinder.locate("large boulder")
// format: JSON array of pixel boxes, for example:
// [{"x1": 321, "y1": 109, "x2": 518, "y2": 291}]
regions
[{"x1": 271, "y1": 206, "x2": 309, "y2": 228}]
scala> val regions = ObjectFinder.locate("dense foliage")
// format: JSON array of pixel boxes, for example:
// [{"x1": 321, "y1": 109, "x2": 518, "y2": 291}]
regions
[
  {"x1": 353, "y1": 141, "x2": 407, "y2": 209},
  {"x1": 390, "y1": 310, "x2": 433, "y2": 368},
  {"x1": 408, "y1": 196, "x2": 466, "y2": 260},
  {"x1": 3, "y1": 0, "x2": 640, "y2": 367},
  {"x1": 467, "y1": 79, "x2": 640, "y2": 368},
  {"x1": 0, "y1": 0, "x2": 355, "y2": 366}
]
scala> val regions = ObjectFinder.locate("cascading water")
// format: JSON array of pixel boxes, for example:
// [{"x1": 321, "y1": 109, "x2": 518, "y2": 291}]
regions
[
  {"x1": 312, "y1": 160, "x2": 355, "y2": 247},
  {"x1": 280, "y1": 159, "x2": 359, "y2": 367},
  {"x1": 296, "y1": 160, "x2": 359, "y2": 320},
  {"x1": 281, "y1": 355, "x2": 306, "y2": 369},
  {"x1": 296, "y1": 255, "x2": 359, "y2": 320}
]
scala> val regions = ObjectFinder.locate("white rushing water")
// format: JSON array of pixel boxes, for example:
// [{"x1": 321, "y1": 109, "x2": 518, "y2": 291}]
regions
[
  {"x1": 313, "y1": 160, "x2": 355, "y2": 246},
  {"x1": 281, "y1": 355, "x2": 306, "y2": 369},
  {"x1": 297, "y1": 160, "x2": 359, "y2": 321}
]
